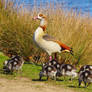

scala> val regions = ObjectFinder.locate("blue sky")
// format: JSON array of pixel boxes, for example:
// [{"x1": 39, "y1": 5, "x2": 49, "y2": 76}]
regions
[{"x1": 12, "y1": 0, "x2": 92, "y2": 15}]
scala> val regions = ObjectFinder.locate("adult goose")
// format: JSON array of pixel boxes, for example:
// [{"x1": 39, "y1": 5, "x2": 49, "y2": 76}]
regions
[{"x1": 33, "y1": 13, "x2": 73, "y2": 61}]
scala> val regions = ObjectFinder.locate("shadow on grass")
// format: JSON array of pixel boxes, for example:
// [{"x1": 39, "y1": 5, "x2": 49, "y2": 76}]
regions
[
  {"x1": 68, "y1": 85, "x2": 87, "y2": 89},
  {"x1": 32, "y1": 78, "x2": 64, "y2": 82},
  {"x1": 24, "y1": 62, "x2": 42, "y2": 66},
  {"x1": 0, "y1": 70, "x2": 3, "y2": 74},
  {"x1": 56, "y1": 79, "x2": 64, "y2": 81},
  {"x1": 68, "y1": 85, "x2": 78, "y2": 88},
  {"x1": 32, "y1": 79, "x2": 47, "y2": 82}
]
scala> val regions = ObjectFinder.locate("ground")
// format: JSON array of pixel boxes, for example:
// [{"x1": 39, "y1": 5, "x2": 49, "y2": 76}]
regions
[
  {"x1": 0, "y1": 77, "x2": 75, "y2": 92},
  {"x1": 0, "y1": 53, "x2": 92, "y2": 92}
]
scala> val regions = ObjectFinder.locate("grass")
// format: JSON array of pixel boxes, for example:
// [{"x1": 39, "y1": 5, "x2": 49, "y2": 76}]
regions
[
  {"x1": 0, "y1": 53, "x2": 92, "y2": 92},
  {"x1": 0, "y1": 52, "x2": 9, "y2": 68}
]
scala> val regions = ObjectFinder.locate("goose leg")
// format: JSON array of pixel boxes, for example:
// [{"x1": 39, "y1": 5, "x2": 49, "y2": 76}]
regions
[
  {"x1": 49, "y1": 56, "x2": 52, "y2": 61},
  {"x1": 54, "y1": 53, "x2": 57, "y2": 60}
]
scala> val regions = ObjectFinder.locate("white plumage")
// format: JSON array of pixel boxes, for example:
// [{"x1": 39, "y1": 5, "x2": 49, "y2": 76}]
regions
[{"x1": 34, "y1": 27, "x2": 61, "y2": 55}]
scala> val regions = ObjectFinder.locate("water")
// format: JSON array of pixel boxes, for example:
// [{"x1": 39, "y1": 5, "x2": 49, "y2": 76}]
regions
[{"x1": 16, "y1": 0, "x2": 92, "y2": 15}]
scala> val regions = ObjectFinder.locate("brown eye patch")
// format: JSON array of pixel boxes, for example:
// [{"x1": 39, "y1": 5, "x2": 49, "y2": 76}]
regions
[{"x1": 39, "y1": 14, "x2": 43, "y2": 17}]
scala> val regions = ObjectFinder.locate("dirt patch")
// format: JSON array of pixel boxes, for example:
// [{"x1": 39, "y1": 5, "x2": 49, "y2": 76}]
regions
[{"x1": 0, "y1": 78, "x2": 75, "y2": 92}]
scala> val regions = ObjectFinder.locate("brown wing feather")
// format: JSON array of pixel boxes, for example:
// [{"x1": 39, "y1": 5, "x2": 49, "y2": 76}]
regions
[
  {"x1": 43, "y1": 34, "x2": 71, "y2": 51},
  {"x1": 54, "y1": 41, "x2": 71, "y2": 50}
]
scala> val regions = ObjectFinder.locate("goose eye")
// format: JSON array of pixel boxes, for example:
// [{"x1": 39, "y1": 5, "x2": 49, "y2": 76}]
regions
[{"x1": 39, "y1": 14, "x2": 43, "y2": 17}]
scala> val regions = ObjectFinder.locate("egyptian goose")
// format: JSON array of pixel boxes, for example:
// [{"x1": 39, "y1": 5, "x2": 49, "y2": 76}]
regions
[{"x1": 33, "y1": 13, "x2": 73, "y2": 61}]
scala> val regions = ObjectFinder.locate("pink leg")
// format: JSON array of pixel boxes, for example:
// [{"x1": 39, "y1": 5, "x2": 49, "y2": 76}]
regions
[{"x1": 49, "y1": 56, "x2": 52, "y2": 61}]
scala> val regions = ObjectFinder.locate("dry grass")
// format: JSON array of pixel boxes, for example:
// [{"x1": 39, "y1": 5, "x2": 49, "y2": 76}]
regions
[
  {"x1": 47, "y1": 11, "x2": 92, "y2": 65},
  {"x1": 0, "y1": 0, "x2": 92, "y2": 65}
]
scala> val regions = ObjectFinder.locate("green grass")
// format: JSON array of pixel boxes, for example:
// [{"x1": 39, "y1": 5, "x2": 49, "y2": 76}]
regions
[
  {"x1": 0, "y1": 53, "x2": 92, "y2": 92},
  {"x1": 0, "y1": 52, "x2": 9, "y2": 67},
  {"x1": 22, "y1": 64, "x2": 41, "y2": 79},
  {"x1": 55, "y1": 78, "x2": 92, "y2": 92}
]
